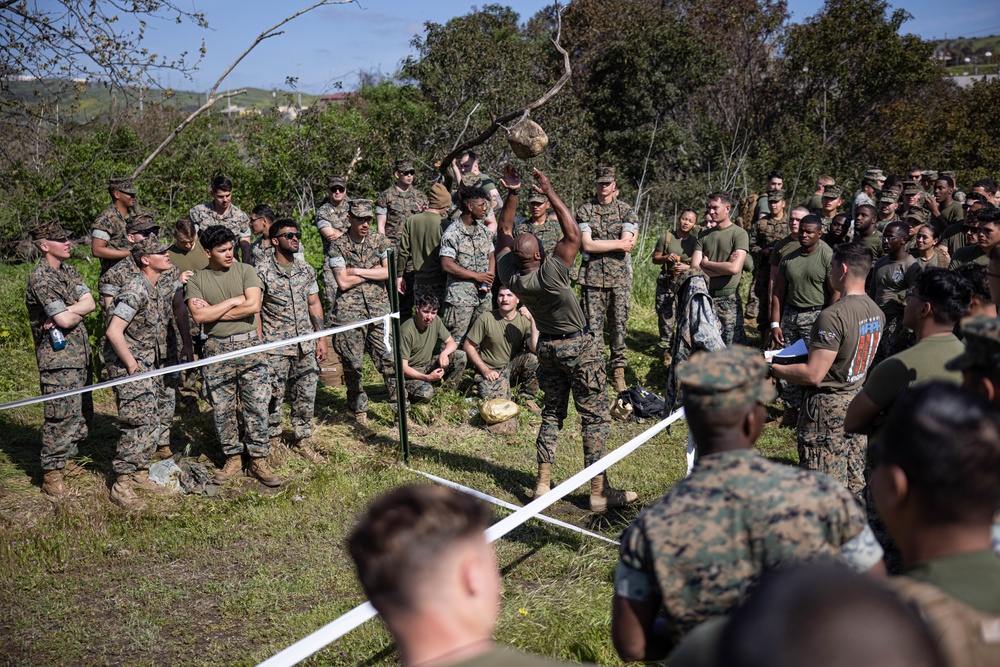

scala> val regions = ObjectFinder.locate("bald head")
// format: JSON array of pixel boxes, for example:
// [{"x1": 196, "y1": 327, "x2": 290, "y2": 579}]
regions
[{"x1": 515, "y1": 233, "x2": 542, "y2": 259}]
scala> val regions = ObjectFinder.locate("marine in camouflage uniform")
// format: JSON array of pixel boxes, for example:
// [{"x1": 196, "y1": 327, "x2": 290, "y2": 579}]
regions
[
  {"x1": 315, "y1": 177, "x2": 351, "y2": 325},
  {"x1": 748, "y1": 190, "x2": 788, "y2": 330},
  {"x1": 329, "y1": 200, "x2": 398, "y2": 417},
  {"x1": 512, "y1": 191, "x2": 563, "y2": 258},
  {"x1": 496, "y1": 168, "x2": 636, "y2": 511},
  {"x1": 613, "y1": 346, "x2": 883, "y2": 658},
  {"x1": 692, "y1": 192, "x2": 750, "y2": 346},
  {"x1": 576, "y1": 166, "x2": 638, "y2": 386},
  {"x1": 103, "y1": 237, "x2": 175, "y2": 508},
  {"x1": 439, "y1": 210, "x2": 496, "y2": 346},
  {"x1": 771, "y1": 243, "x2": 884, "y2": 495},
  {"x1": 185, "y1": 225, "x2": 276, "y2": 486},
  {"x1": 188, "y1": 193, "x2": 251, "y2": 263},
  {"x1": 257, "y1": 223, "x2": 326, "y2": 459},
  {"x1": 91, "y1": 177, "x2": 136, "y2": 275},
  {"x1": 376, "y1": 159, "x2": 429, "y2": 320},
  {"x1": 26, "y1": 221, "x2": 96, "y2": 496}
]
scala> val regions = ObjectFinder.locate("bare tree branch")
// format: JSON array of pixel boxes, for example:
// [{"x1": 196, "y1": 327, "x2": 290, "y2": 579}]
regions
[
  {"x1": 436, "y1": 6, "x2": 570, "y2": 179},
  {"x1": 132, "y1": 0, "x2": 359, "y2": 178},
  {"x1": 450, "y1": 102, "x2": 481, "y2": 152},
  {"x1": 345, "y1": 147, "x2": 363, "y2": 180}
]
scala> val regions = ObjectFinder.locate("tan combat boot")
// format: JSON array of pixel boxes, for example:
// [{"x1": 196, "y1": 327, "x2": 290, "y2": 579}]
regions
[
  {"x1": 248, "y1": 457, "x2": 282, "y2": 487},
  {"x1": 214, "y1": 455, "x2": 243, "y2": 484},
  {"x1": 42, "y1": 470, "x2": 68, "y2": 497},
  {"x1": 110, "y1": 474, "x2": 147, "y2": 511},
  {"x1": 612, "y1": 367, "x2": 627, "y2": 393},
  {"x1": 268, "y1": 434, "x2": 285, "y2": 452},
  {"x1": 523, "y1": 398, "x2": 543, "y2": 416},
  {"x1": 152, "y1": 446, "x2": 173, "y2": 462},
  {"x1": 589, "y1": 473, "x2": 638, "y2": 512},
  {"x1": 133, "y1": 469, "x2": 169, "y2": 495},
  {"x1": 395, "y1": 413, "x2": 427, "y2": 436},
  {"x1": 62, "y1": 460, "x2": 86, "y2": 478},
  {"x1": 293, "y1": 438, "x2": 326, "y2": 463},
  {"x1": 354, "y1": 412, "x2": 369, "y2": 428},
  {"x1": 533, "y1": 462, "x2": 552, "y2": 499}
]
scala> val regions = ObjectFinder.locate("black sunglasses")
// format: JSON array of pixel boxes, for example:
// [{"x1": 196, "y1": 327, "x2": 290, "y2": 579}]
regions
[
  {"x1": 401, "y1": 170, "x2": 415, "y2": 176},
  {"x1": 330, "y1": 186, "x2": 346, "y2": 193},
  {"x1": 279, "y1": 232, "x2": 302, "y2": 240}
]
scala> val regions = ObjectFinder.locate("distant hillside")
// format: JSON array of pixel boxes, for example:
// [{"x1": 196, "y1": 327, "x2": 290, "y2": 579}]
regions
[
  {"x1": 3, "y1": 78, "x2": 321, "y2": 123},
  {"x1": 933, "y1": 34, "x2": 1000, "y2": 74}
]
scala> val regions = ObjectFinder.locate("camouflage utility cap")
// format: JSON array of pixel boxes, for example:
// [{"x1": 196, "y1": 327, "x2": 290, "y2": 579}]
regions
[
  {"x1": 904, "y1": 206, "x2": 931, "y2": 225},
  {"x1": 328, "y1": 175, "x2": 347, "y2": 189},
  {"x1": 922, "y1": 170, "x2": 939, "y2": 181},
  {"x1": 902, "y1": 180, "x2": 921, "y2": 195},
  {"x1": 946, "y1": 316, "x2": 1000, "y2": 371},
  {"x1": 428, "y1": 183, "x2": 452, "y2": 209},
  {"x1": 110, "y1": 176, "x2": 136, "y2": 195},
  {"x1": 822, "y1": 184, "x2": 843, "y2": 199},
  {"x1": 130, "y1": 236, "x2": 172, "y2": 263},
  {"x1": 527, "y1": 190, "x2": 550, "y2": 204},
  {"x1": 127, "y1": 213, "x2": 158, "y2": 234},
  {"x1": 31, "y1": 220, "x2": 72, "y2": 241},
  {"x1": 348, "y1": 199, "x2": 374, "y2": 219},
  {"x1": 863, "y1": 176, "x2": 880, "y2": 189},
  {"x1": 864, "y1": 168, "x2": 884, "y2": 181},
  {"x1": 395, "y1": 159, "x2": 414, "y2": 173},
  {"x1": 767, "y1": 189, "x2": 786, "y2": 203},
  {"x1": 678, "y1": 346, "x2": 776, "y2": 410},
  {"x1": 941, "y1": 170, "x2": 957, "y2": 181},
  {"x1": 878, "y1": 190, "x2": 899, "y2": 204},
  {"x1": 595, "y1": 166, "x2": 616, "y2": 183}
]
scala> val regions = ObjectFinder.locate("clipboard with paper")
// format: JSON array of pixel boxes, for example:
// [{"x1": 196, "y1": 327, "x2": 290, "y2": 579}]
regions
[{"x1": 764, "y1": 338, "x2": 809, "y2": 365}]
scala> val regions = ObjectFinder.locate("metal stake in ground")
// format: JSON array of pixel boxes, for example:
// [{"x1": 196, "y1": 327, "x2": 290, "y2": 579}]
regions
[{"x1": 387, "y1": 249, "x2": 409, "y2": 462}]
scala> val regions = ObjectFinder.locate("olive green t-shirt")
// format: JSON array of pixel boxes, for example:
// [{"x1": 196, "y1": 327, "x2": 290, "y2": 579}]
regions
[
  {"x1": 858, "y1": 231, "x2": 883, "y2": 262},
  {"x1": 871, "y1": 255, "x2": 918, "y2": 310},
  {"x1": 168, "y1": 239, "x2": 209, "y2": 274},
  {"x1": 949, "y1": 244, "x2": 988, "y2": 269},
  {"x1": 185, "y1": 262, "x2": 262, "y2": 338},
  {"x1": 400, "y1": 316, "x2": 451, "y2": 368},
  {"x1": 654, "y1": 232, "x2": 684, "y2": 275},
  {"x1": 809, "y1": 294, "x2": 885, "y2": 394},
  {"x1": 465, "y1": 309, "x2": 532, "y2": 371},
  {"x1": 938, "y1": 201, "x2": 965, "y2": 225},
  {"x1": 779, "y1": 243, "x2": 832, "y2": 309},
  {"x1": 770, "y1": 235, "x2": 800, "y2": 267},
  {"x1": 941, "y1": 222, "x2": 967, "y2": 256},
  {"x1": 861, "y1": 334, "x2": 964, "y2": 441},
  {"x1": 904, "y1": 550, "x2": 1000, "y2": 614},
  {"x1": 397, "y1": 211, "x2": 450, "y2": 286},
  {"x1": 496, "y1": 250, "x2": 587, "y2": 336},
  {"x1": 693, "y1": 223, "x2": 750, "y2": 293}
]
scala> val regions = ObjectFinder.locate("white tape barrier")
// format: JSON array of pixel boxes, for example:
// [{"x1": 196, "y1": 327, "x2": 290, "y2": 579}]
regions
[
  {"x1": 0, "y1": 314, "x2": 390, "y2": 412},
  {"x1": 407, "y1": 468, "x2": 620, "y2": 546},
  {"x1": 256, "y1": 407, "x2": 687, "y2": 667}
]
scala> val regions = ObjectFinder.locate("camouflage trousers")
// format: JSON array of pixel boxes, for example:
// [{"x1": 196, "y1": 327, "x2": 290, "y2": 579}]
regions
[
  {"x1": 38, "y1": 366, "x2": 93, "y2": 471},
  {"x1": 535, "y1": 332, "x2": 609, "y2": 467},
  {"x1": 751, "y1": 256, "x2": 772, "y2": 329},
  {"x1": 398, "y1": 272, "x2": 415, "y2": 323},
  {"x1": 797, "y1": 390, "x2": 866, "y2": 496},
  {"x1": 320, "y1": 264, "x2": 338, "y2": 328},
  {"x1": 474, "y1": 351, "x2": 540, "y2": 401},
  {"x1": 405, "y1": 352, "x2": 468, "y2": 404},
  {"x1": 267, "y1": 350, "x2": 319, "y2": 440},
  {"x1": 713, "y1": 292, "x2": 746, "y2": 346},
  {"x1": 581, "y1": 284, "x2": 631, "y2": 369},
  {"x1": 442, "y1": 293, "x2": 492, "y2": 346},
  {"x1": 111, "y1": 367, "x2": 170, "y2": 475},
  {"x1": 201, "y1": 336, "x2": 272, "y2": 458},
  {"x1": 333, "y1": 320, "x2": 397, "y2": 414},
  {"x1": 655, "y1": 274, "x2": 676, "y2": 351},
  {"x1": 778, "y1": 305, "x2": 823, "y2": 410}
]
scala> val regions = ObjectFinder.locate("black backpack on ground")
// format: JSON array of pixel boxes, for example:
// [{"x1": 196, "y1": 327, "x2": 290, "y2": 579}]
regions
[{"x1": 617, "y1": 386, "x2": 666, "y2": 421}]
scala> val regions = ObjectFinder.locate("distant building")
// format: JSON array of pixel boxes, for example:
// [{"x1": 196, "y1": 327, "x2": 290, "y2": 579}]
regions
[{"x1": 315, "y1": 92, "x2": 356, "y2": 110}]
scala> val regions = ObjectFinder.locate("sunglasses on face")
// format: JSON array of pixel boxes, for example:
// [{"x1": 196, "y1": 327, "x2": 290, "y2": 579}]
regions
[
  {"x1": 331, "y1": 187, "x2": 345, "y2": 193},
  {"x1": 401, "y1": 170, "x2": 415, "y2": 176},
  {"x1": 279, "y1": 232, "x2": 302, "y2": 240}
]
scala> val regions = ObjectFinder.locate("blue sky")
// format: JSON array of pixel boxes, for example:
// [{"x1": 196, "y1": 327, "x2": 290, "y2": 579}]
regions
[{"x1": 133, "y1": 0, "x2": 1000, "y2": 95}]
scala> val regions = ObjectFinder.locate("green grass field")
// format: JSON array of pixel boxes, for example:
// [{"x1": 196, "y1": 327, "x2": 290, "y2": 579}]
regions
[{"x1": 0, "y1": 241, "x2": 796, "y2": 665}]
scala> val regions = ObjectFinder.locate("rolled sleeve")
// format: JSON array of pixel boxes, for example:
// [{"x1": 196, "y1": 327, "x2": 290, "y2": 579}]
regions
[
  {"x1": 308, "y1": 280, "x2": 319, "y2": 296},
  {"x1": 91, "y1": 229, "x2": 111, "y2": 242},
  {"x1": 43, "y1": 300, "x2": 68, "y2": 317},
  {"x1": 375, "y1": 205, "x2": 388, "y2": 216},
  {"x1": 329, "y1": 256, "x2": 346, "y2": 270},
  {"x1": 839, "y1": 524, "x2": 884, "y2": 572},
  {"x1": 614, "y1": 562, "x2": 658, "y2": 601},
  {"x1": 622, "y1": 222, "x2": 638, "y2": 235},
  {"x1": 113, "y1": 300, "x2": 138, "y2": 324}
]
